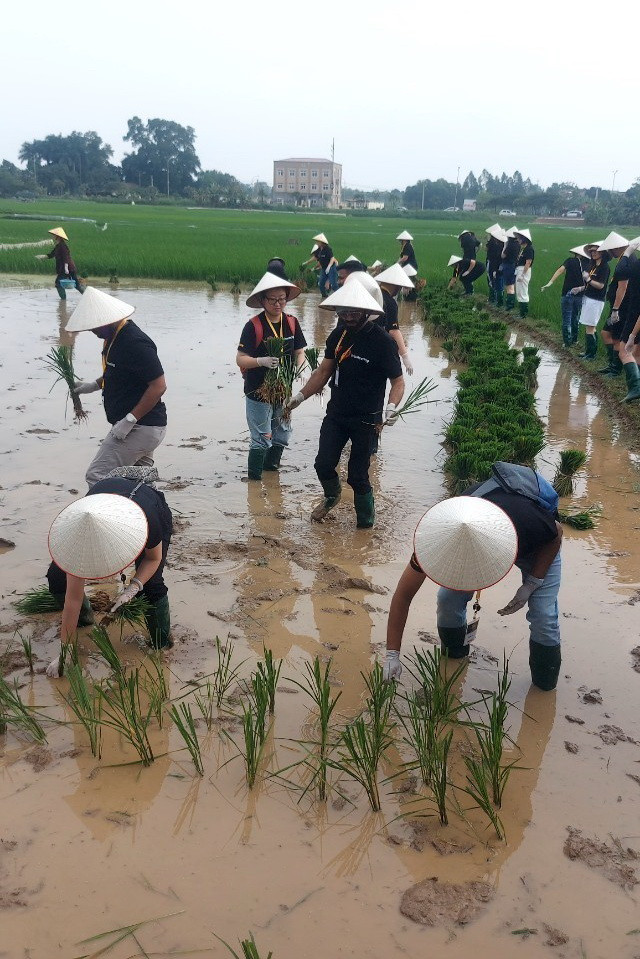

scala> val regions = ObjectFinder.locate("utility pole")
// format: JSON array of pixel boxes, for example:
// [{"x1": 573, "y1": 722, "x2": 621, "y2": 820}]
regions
[
  {"x1": 166, "y1": 164, "x2": 170, "y2": 197},
  {"x1": 612, "y1": 170, "x2": 618, "y2": 193},
  {"x1": 453, "y1": 165, "x2": 460, "y2": 210},
  {"x1": 421, "y1": 181, "x2": 425, "y2": 211}
]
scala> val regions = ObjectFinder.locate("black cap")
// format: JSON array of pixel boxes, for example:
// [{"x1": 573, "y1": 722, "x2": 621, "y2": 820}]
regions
[{"x1": 267, "y1": 257, "x2": 289, "y2": 281}]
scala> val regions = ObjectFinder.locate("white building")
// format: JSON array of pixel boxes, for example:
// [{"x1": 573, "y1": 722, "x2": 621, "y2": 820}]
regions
[{"x1": 272, "y1": 158, "x2": 342, "y2": 208}]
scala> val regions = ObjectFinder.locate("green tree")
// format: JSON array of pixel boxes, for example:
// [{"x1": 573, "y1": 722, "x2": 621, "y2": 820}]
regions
[
  {"x1": 18, "y1": 131, "x2": 115, "y2": 194},
  {"x1": 121, "y1": 117, "x2": 200, "y2": 195}
]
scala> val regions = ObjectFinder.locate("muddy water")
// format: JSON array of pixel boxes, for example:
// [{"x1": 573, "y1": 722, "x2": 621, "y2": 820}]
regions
[{"x1": 1, "y1": 285, "x2": 639, "y2": 959}]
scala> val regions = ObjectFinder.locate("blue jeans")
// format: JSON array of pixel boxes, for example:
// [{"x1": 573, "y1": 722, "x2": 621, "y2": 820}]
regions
[
  {"x1": 245, "y1": 396, "x2": 291, "y2": 451},
  {"x1": 318, "y1": 264, "x2": 338, "y2": 295},
  {"x1": 436, "y1": 553, "x2": 561, "y2": 648},
  {"x1": 561, "y1": 293, "x2": 582, "y2": 344}
]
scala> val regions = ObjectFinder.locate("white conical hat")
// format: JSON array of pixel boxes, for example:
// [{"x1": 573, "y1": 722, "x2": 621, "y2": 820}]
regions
[
  {"x1": 504, "y1": 227, "x2": 519, "y2": 238},
  {"x1": 48, "y1": 494, "x2": 148, "y2": 580},
  {"x1": 514, "y1": 228, "x2": 532, "y2": 242},
  {"x1": 485, "y1": 223, "x2": 502, "y2": 237},
  {"x1": 345, "y1": 254, "x2": 360, "y2": 262},
  {"x1": 313, "y1": 233, "x2": 329, "y2": 244},
  {"x1": 346, "y1": 271, "x2": 384, "y2": 309},
  {"x1": 448, "y1": 255, "x2": 463, "y2": 267},
  {"x1": 457, "y1": 230, "x2": 471, "y2": 239},
  {"x1": 246, "y1": 271, "x2": 301, "y2": 309},
  {"x1": 369, "y1": 259, "x2": 383, "y2": 269},
  {"x1": 375, "y1": 263, "x2": 414, "y2": 289},
  {"x1": 396, "y1": 230, "x2": 413, "y2": 241},
  {"x1": 311, "y1": 243, "x2": 319, "y2": 253},
  {"x1": 413, "y1": 497, "x2": 518, "y2": 591},
  {"x1": 403, "y1": 264, "x2": 418, "y2": 277},
  {"x1": 66, "y1": 287, "x2": 135, "y2": 332},
  {"x1": 49, "y1": 227, "x2": 69, "y2": 241},
  {"x1": 319, "y1": 281, "x2": 384, "y2": 316},
  {"x1": 570, "y1": 244, "x2": 590, "y2": 257},
  {"x1": 598, "y1": 231, "x2": 629, "y2": 251}
]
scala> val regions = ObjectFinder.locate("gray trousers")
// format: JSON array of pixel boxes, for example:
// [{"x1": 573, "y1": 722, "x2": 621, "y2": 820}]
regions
[{"x1": 86, "y1": 424, "x2": 166, "y2": 488}]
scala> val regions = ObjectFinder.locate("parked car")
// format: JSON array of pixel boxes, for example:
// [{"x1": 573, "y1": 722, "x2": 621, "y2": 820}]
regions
[
  {"x1": 443, "y1": 206, "x2": 460, "y2": 212},
  {"x1": 565, "y1": 210, "x2": 583, "y2": 218},
  {"x1": 499, "y1": 209, "x2": 517, "y2": 216}
]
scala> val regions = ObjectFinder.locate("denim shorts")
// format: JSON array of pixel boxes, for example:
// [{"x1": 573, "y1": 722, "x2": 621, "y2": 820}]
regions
[{"x1": 501, "y1": 262, "x2": 516, "y2": 285}]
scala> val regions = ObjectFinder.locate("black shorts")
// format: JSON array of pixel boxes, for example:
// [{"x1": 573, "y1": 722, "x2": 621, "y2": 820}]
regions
[
  {"x1": 605, "y1": 311, "x2": 627, "y2": 341},
  {"x1": 621, "y1": 316, "x2": 640, "y2": 344},
  {"x1": 501, "y1": 262, "x2": 516, "y2": 285}
]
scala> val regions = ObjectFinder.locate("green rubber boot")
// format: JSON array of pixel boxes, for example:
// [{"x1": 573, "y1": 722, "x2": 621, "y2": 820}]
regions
[
  {"x1": 495, "y1": 290, "x2": 504, "y2": 307},
  {"x1": 437, "y1": 625, "x2": 470, "y2": 660},
  {"x1": 311, "y1": 476, "x2": 342, "y2": 522},
  {"x1": 582, "y1": 333, "x2": 597, "y2": 359},
  {"x1": 597, "y1": 342, "x2": 615, "y2": 374},
  {"x1": 609, "y1": 350, "x2": 624, "y2": 377},
  {"x1": 263, "y1": 444, "x2": 284, "y2": 471},
  {"x1": 623, "y1": 361, "x2": 640, "y2": 402},
  {"x1": 505, "y1": 293, "x2": 516, "y2": 311},
  {"x1": 488, "y1": 288, "x2": 495, "y2": 304},
  {"x1": 354, "y1": 491, "x2": 375, "y2": 529},
  {"x1": 247, "y1": 448, "x2": 266, "y2": 480},
  {"x1": 529, "y1": 641, "x2": 561, "y2": 691},
  {"x1": 145, "y1": 594, "x2": 172, "y2": 649},
  {"x1": 56, "y1": 286, "x2": 66, "y2": 300},
  {"x1": 51, "y1": 592, "x2": 94, "y2": 626},
  {"x1": 518, "y1": 301, "x2": 529, "y2": 318}
]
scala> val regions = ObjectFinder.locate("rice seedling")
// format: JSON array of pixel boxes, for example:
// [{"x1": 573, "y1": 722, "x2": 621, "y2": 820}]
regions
[
  {"x1": 512, "y1": 433, "x2": 545, "y2": 464},
  {"x1": 256, "y1": 646, "x2": 281, "y2": 715},
  {"x1": 229, "y1": 700, "x2": 269, "y2": 789},
  {"x1": 169, "y1": 701, "x2": 204, "y2": 775},
  {"x1": 43, "y1": 345, "x2": 88, "y2": 422},
  {"x1": 396, "y1": 690, "x2": 454, "y2": 825},
  {"x1": 553, "y1": 449, "x2": 587, "y2": 497},
  {"x1": 140, "y1": 654, "x2": 170, "y2": 727},
  {"x1": 230, "y1": 276, "x2": 242, "y2": 294},
  {"x1": 304, "y1": 346, "x2": 320, "y2": 372},
  {"x1": 99, "y1": 669, "x2": 154, "y2": 765},
  {"x1": 288, "y1": 656, "x2": 342, "y2": 803},
  {"x1": 333, "y1": 713, "x2": 392, "y2": 812},
  {"x1": 62, "y1": 662, "x2": 102, "y2": 758},
  {"x1": 90, "y1": 625, "x2": 124, "y2": 675},
  {"x1": 20, "y1": 634, "x2": 35, "y2": 673},
  {"x1": 248, "y1": 670, "x2": 270, "y2": 745},
  {"x1": 214, "y1": 931, "x2": 273, "y2": 959},
  {"x1": 74, "y1": 911, "x2": 184, "y2": 958},
  {"x1": 558, "y1": 505, "x2": 601, "y2": 529},
  {"x1": 99, "y1": 593, "x2": 151, "y2": 634},
  {"x1": 206, "y1": 274, "x2": 218, "y2": 291},
  {"x1": 193, "y1": 679, "x2": 216, "y2": 730},
  {"x1": 256, "y1": 337, "x2": 298, "y2": 410},
  {"x1": 0, "y1": 675, "x2": 47, "y2": 743},
  {"x1": 388, "y1": 376, "x2": 438, "y2": 424},
  {"x1": 13, "y1": 586, "x2": 60, "y2": 615},
  {"x1": 461, "y1": 754, "x2": 505, "y2": 840},
  {"x1": 470, "y1": 655, "x2": 516, "y2": 808},
  {"x1": 211, "y1": 636, "x2": 246, "y2": 708}
]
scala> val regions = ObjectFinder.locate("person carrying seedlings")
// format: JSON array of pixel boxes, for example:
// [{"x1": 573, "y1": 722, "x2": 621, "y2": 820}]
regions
[
  {"x1": 286, "y1": 281, "x2": 404, "y2": 529},
  {"x1": 541, "y1": 244, "x2": 592, "y2": 347},
  {"x1": 574, "y1": 244, "x2": 610, "y2": 359},
  {"x1": 514, "y1": 228, "x2": 534, "y2": 317},
  {"x1": 375, "y1": 263, "x2": 415, "y2": 375},
  {"x1": 396, "y1": 230, "x2": 418, "y2": 271},
  {"x1": 301, "y1": 233, "x2": 338, "y2": 296},
  {"x1": 66, "y1": 288, "x2": 168, "y2": 487},
  {"x1": 597, "y1": 232, "x2": 634, "y2": 377},
  {"x1": 500, "y1": 227, "x2": 521, "y2": 311},
  {"x1": 458, "y1": 229, "x2": 481, "y2": 260},
  {"x1": 236, "y1": 271, "x2": 306, "y2": 480},
  {"x1": 35, "y1": 227, "x2": 85, "y2": 299},
  {"x1": 485, "y1": 224, "x2": 506, "y2": 305},
  {"x1": 446, "y1": 254, "x2": 486, "y2": 296},
  {"x1": 44, "y1": 465, "x2": 174, "y2": 677},
  {"x1": 615, "y1": 241, "x2": 640, "y2": 402},
  {"x1": 383, "y1": 462, "x2": 564, "y2": 691}
]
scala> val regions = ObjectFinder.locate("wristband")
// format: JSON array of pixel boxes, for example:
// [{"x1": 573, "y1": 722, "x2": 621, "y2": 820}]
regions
[
  {"x1": 125, "y1": 412, "x2": 138, "y2": 424},
  {"x1": 131, "y1": 577, "x2": 143, "y2": 591}
]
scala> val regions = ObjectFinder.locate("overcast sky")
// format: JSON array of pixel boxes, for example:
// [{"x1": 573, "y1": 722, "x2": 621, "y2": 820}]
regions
[{"x1": 4, "y1": 0, "x2": 638, "y2": 194}]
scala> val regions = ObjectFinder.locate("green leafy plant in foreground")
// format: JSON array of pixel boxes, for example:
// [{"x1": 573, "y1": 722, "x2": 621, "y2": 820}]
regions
[
  {"x1": 553, "y1": 449, "x2": 588, "y2": 498},
  {"x1": 62, "y1": 662, "x2": 102, "y2": 758},
  {"x1": 13, "y1": 586, "x2": 61, "y2": 615},
  {"x1": 0, "y1": 675, "x2": 47, "y2": 742},
  {"x1": 43, "y1": 345, "x2": 88, "y2": 422},
  {"x1": 99, "y1": 669, "x2": 154, "y2": 765},
  {"x1": 169, "y1": 701, "x2": 204, "y2": 775},
  {"x1": 215, "y1": 931, "x2": 273, "y2": 959}
]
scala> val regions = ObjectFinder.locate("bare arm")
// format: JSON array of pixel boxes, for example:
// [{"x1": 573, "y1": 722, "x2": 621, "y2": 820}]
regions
[
  {"x1": 388, "y1": 374, "x2": 405, "y2": 407},
  {"x1": 294, "y1": 347, "x2": 306, "y2": 372},
  {"x1": 386, "y1": 563, "x2": 426, "y2": 651},
  {"x1": 522, "y1": 258, "x2": 533, "y2": 274},
  {"x1": 389, "y1": 329, "x2": 408, "y2": 354},
  {"x1": 61, "y1": 574, "x2": 86, "y2": 643},
  {"x1": 529, "y1": 523, "x2": 563, "y2": 579},
  {"x1": 544, "y1": 265, "x2": 565, "y2": 286},
  {"x1": 613, "y1": 278, "x2": 629, "y2": 310},
  {"x1": 130, "y1": 375, "x2": 166, "y2": 421},
  {"x1": 236, "y1": 351, "x2": 263, "y2": 371},
  {"x1": 300, "y1": 357, "x2": 334, "y2": 398},
  {"x1": 134, "y1": 542, "x2": 163, "y2": 586},
  {"x1": 461, "y1": 259, "x2": 476, "y2": 277}
]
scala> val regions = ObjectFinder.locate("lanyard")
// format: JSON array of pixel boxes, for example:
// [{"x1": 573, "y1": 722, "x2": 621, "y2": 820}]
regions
[
  {"x1": 265, "y1": 313, "x2": 283, "y2": 339},
  {"x1": 101, "y1": 319, "x2": 128, "y2": 373}
]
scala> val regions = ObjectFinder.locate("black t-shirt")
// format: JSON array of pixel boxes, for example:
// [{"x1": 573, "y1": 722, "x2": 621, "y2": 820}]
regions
[
  {"x1": 87, "y1": 477, "x2": 173, "y2": 549},
  {"x1": 315, "y1": 246, "x2": 333, "y2": 270},
  {"x1": 238, "y1": 312, "x2": 306, "y2": 397},
  {"x1": 502, "y1": 237, "x2": 520, "y2": 264},
  {"x1": 454, "y1": 259, "x2": 486, "y2": 282},
  {"x1": 379, "y1": 288, "x2": 399, "y2": 332},
  {"x1": 400, "y1": 241, "x2": 418, "y2": 269},
  {"x1": 584, "y1": 259, "x2": 610, "y2": 302},
  {"x1": 606, "y1": 255, "x2": 632, "y2": 310},
  {"x1": 623, "y1": 257, "x2": 640, "y2": 327},
  {"x1": 460, "y1": 235, "x2": 480, "y2": 259},
  {"x1": 324, "y1": 321, "x2": 402, "y2": 421},
  {"x1": 561, "y1": 256, "x2": 587, "y2": 295},
  {"x1": 517, "y1": 243, "x2": 534, "y2": 266},
  {"x1": 486, "y1": 236, "x2": 504, "y2": 269},
  {"x1": 463, "y1": 485, "x2": 558, "y2": 566},
  {"x1": 102, "y1": 321, "x2": 166, "y2": 427}
]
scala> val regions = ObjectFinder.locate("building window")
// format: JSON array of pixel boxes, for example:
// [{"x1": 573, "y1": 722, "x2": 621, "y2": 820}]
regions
[
  {"x1": 311, "y1": 183, "x2": 317, "y2": 190},
  {"x1": 300, "y1": 170, "x2": 306, "y2": 177},
  {"x1": 277, "y1": 169, "x2": 283, "y2": 176},
  {"x1": 300, "y1": 184, "x2": 306, "y2": 190},
  {"x1": 311, "y1": 170, "x2": 318, "y2": 178},
  {"x1": 277, "y1": 184, "x2": 283, "y2": 189},
  {"x1": 289, "y1": 169, "x2": 295, "y2": 176},
  {"x1": 323, "y1": 170, "x2": 329, "y2": 177}
]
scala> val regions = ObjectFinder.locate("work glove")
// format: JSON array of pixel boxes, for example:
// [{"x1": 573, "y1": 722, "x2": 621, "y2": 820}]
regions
[
  {"x1": 400, "y1": 352, "x2": 414, "y2": 375},
  {"x1": 286, "y1": 391, "x2": 305, "y2": 412},
  {"x1": 606, "y1": 309, "x2": 619, "y2": 327},
  {"x1": 46, "y1": 655, "x2": 62, "y2": 678},
  {"x1": 625, "y1": 336, "x2": 636, "y2": 353},
  {"x1": 34, "y1": 254, "x2": 47, "y2": 260},
  {"x1": 383, "y1": 403, "x2": 398, "y2": 426},
  {"x1": 110, "y1": 415, "x2": 137, "y2": 441},
  {"x1": 257, "y1": 356, "x2": 279, "y2": 369},
  {"x1": 582, "y1": 271, "x2": 591, "y2": 283},
  {"x1": 382, "y1": 649, "x2": 402, "y2": 682},
  {"x1": 497, "y1": 574, "x2": 545, "y2": 616},
  {"x1": 73, "y1": 379, "x2": 101, "y2": 395},
  {"x1": 569, "y1": 286, "x2": 585, "y2": 296},
  {"x1": 109, "y1": 580, "x2": 141, "y2": 614}
]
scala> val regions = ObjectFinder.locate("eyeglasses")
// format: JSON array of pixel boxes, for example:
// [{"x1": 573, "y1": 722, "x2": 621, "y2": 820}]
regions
[
  {"x1": 337, "y1": 310, "x2": 364, "y2": 319},
  {"x1": 265, "y1": 295, "x2": 288, "y2": 304}
]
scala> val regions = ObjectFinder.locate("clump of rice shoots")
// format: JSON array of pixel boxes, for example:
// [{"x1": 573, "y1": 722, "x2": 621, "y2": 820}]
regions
[
  {"x1": 44, "y1": 345, "x2": 88, "y2": 422},
  {"x1": 169, "y1": 701, "x2": 204, "y2": 775},
  {"x1": 558, "y1": 504, "x2": 601, "y2": 530},
  {"x1": 256, "y1": 337, "x2": 300, "y2": 412},
  {"x1": 0, "y1": 675, "x2": 47, "y2": 743},
  {"x1": 206, "y1": 274, "x2": 218, "y2": 291},
  {"x1": 377, "y1": 377, "x2": 437, "y2": 435},
  {"x1": 553, "y1": 450, "x2": 587, "y2": 498},
  {"x1": 214, "y1": 931, "x2": 273, "y2": 959},
  {"x1": 99, "y1": 593, "x2": 150, "y2": 633},
  {"x1": 230, "y1": 276, "x2": 242, "y2": 294},
  {"x1": 62, "y1": 662, "x2": 103, "y2": 758},
  {"x1": 14, "y1": 587, "x2": 60, "y2": 615},
  {"x1": 304, "y1": 346, "x2": 320, "y2": 373}
]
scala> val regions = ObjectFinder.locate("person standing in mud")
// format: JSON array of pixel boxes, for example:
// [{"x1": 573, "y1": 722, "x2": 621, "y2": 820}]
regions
[
  {"x1": 396, "y1": 230, "x2": 418, "y2": 271},
  {"x1": 374, "y1": 263, "x2": 415, "y2": 375},
  {"x1": 66, "y1": 287, "x2": 168, "y2": 487},
  {"x1": 485, "y1": 224, "x2": 506, "y2": 305},
  {"x1": 500, "y1": 228, "x2": 520, "y2": 311},
  {"x1": 514, "y1": 228, "x2": 534, "y2": 317},
  {"x1": 285, "y1": 281, "x2": 404, "y2": 529},
  {"x1": 301, "y1": 233, "x2": 338, "y2": 296},
  {"x1": 44, "y1": 466, "x2": 174, "y2": 677},
  {"x1": 383, "y1": 463, "x2": 563, "y2": 691},
  {"x1": 541, "y1": 244, "x2": 592, "y2": 347},
  {"x1": 236, "y1": 272, "x2": 306, "y2": 480},
  {"x1": 36, "y1": 227, "x2": 84, "y2": 299},
  {"x1": 576, "y1": 245, "x2": 611, "y2": 360},
  {"x1": 596, "y1": 232, "x2": 635, "y2": 378}
]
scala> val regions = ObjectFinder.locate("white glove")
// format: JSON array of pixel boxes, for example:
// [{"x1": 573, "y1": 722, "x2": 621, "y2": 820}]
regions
[
  {"x1": 582, "y1": 271, "x2": 590, "y2": 282},
  {"x1": 286, "y1": 391, "x2": 305, "y2": 411},
  {"x1": 497, "y1": 575, "x2": 544, "y2": 615},
  {"x1": 35, "y1": 254, "x2": 47, "y2": 260},
  {"x1": 384, "y1": 403, "x2": 398, "y2": 426},
  {"x1": 383, "y1": 650, "x2": 402, "y2": 682},
  {"x1": 109, "y1": 580, "x2": 141, "y2": 614},
  {"x1": 625, "y1": 336, "x2": 636, "y2": 353},
  {"x1": 606, "y1": 309, "x2": 619, "y2": 327},
  {"x1": 46, "y1": 655, "x2": 61, "y2": 678},
  {"x1": 257, "y1": 356, "x2": 279, "y2": 369},
  {"x1": 569, "y1": 286, "x2": 585, "y2": 296},
  {"x1": 110, "y1": 414, "x2": 137, "y2": 441},
  {"x1": 73, "y1": 379, "x2": 101, "y2": 395},
  {"x1": 400, "y1": 352, "x2": 413, "y2": 375}
]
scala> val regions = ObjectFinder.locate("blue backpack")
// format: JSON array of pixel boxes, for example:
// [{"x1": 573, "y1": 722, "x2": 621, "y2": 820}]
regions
[{"x1": 469, "y1": 462, "x2": 559, "y2": 516}]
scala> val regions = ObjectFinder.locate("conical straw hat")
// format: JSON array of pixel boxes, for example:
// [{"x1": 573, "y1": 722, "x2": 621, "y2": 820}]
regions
[
  {"x1": 48, "y1": 227, "x2": 69, "y2": 240},
  {"x1": 375, "y1": 263, "x2": 414, "y2": 289},
  {"x1": 504, "y1": 227, "x2": 518, "y2": 238},
  {"x1": 319, "y1": 281, "x2": 384, "y2": 316},
  {"x1": 413, "y1": 497, "x2": 518, "y2": 591},
  {"x1": 370, "y1": 259, "x2": 383, "y2": 269},
  {"x1": 396, "y1": 230, "x2": 413, "y2": 241},
  {"x1": 346, "y1": 271, "x2": 384, "y2": 309},
  {"x1": 485, "y1": 223, "x2": 502, "y2": 237},
  {"x1": 345, "y1": 254, "x2": 360, "y2": 262},
  {"x1": 570, "y1": 244, "x2": 590, "y2": 257},
  {"x1": 246, "y1": 271, "x2": 301, "y2": 309},
  {"x1": 403, "y1": 264, "x2": 418, "y2": 277},
  {"x1": 598, "y1": 231, "x2": 629, "y2": 251},
  {"x1": 311, "y1": 243, "x2": 319, "y2": 253},
  {"x1": 48, "y1": 494, "x2": 148, "y2": 580},
  {"x1": 313, "y1": 233, "x2": 329, "y2": 244},
  {"x1": 65, "y1": 287, "x2": 135, "y2": 332},
  {"x1": 457, "y1": 230, "x2": 471, "y2": 239},
  {"x1": 514, "y1": 228, "x2": 532, "y2": 242},
  {"x1": 448, "y1": 255, "x2": 463, "y2": 267}
]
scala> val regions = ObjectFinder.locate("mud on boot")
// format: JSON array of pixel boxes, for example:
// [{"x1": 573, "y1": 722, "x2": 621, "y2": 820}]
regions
[
  {"x1": 247, "y1": 448, "x2": 266, "y2": 480},
  {"x1": 623, "y1": 361, "x2": 640, "y2": 402},
  {"x1": 311, "y1": 477, "x2": 342, "y2": 522},
  {"x1": 145, "y1": 594, "x2": 173, "y2": 650},
  {"x1": 529, "y1": 640, "x2": 561, "y2": 691},
  {"x1": 597, "y1": 342, "x2": 616, "y2": 375},
  {"x1": 438, "y1": 625, "x2": 470, "y2": 660},
  {"x1": 263, "y1": 444, "x2": 285, "y2": 471},
  {"x1": 354, "y1": 491, "x2": 375, "y2": 529}
]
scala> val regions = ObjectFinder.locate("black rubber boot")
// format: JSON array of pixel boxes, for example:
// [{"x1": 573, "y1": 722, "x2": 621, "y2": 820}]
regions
[
  {"x1": 437, "y1": 625, "x2": 470, "y2": 660},
  {"x1": 597, "y1": 342, "x2": 615, "y2": 374},
  {"x1": 311, "y1": 476, "x2": 342, "y2": 521},
  {"x1": 529, "y1": 641, "x2": 561, "y2": 691},
  {"x1": 609, "y1": 350, "x2": 624, "y2": 377},
  {"x1": 505, "y1": 293, "x2": 516, "y2": 311},
  {"x1": 495, "y1": 290, "x2": 504, "y2": 307},
  {"x1": 354, "y1": 491, "x2": 375, "y2": 529},
  {"x1": 518, "y1": 301, "x2": 529, "y2": 318},
  {"x1": 488, "y1": 288, "x2": 495, "y2": 304},
  {"x1": 263, "y1": 444, "x2": 284, "y2": 471},
  {"x1": 623, "y1": 361, "x2": 640, "y2": 402},
  {"x1": 145, "y1": 594, "x2": 173, "y2": 649},
  {"x1": 51, "y1": 592, "x2": 94, "y2": 626},
  {"x1": 582, "y1": 333, "x2": 597, "y2": 359},
  {"x1": 247, "y1": 448, "x2": 266, "y2": 480}
]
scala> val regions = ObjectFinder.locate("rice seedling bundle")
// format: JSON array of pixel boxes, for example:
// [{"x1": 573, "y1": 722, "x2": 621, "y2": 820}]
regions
[
  {"x1": 62, "y1": 662, "x2": 102, "y2": 758},
  {"x1": 0, "y1": 675, "x2": 47, "y2": 742},
  {"x1": 383, "y1": 376, "x2": 437, "y2": 428},
  {"x1": 169, "y1": 702, "x2": 204, "y2": 775},
  {"x1": 553, "y1": 449, "x2": 587, "y2": 498},
  {"x1": 558, "y1": 503, "x2": 601, "y2": 529},
  {"x1": 99, "y1": 593, "x2": 151, "y2": 632},
  {"x1": 304, "y1": 346, "x2": 320, "y2": 372},
  {"x1": 43, "y1": 345, "x2": 88, "y2": 422},
  {"x1": 255, "y1": 337, "x2": 290, "y2": 407},
  {"x1": 14, "y1": 586, "x2": 61, "y2": 615}
]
